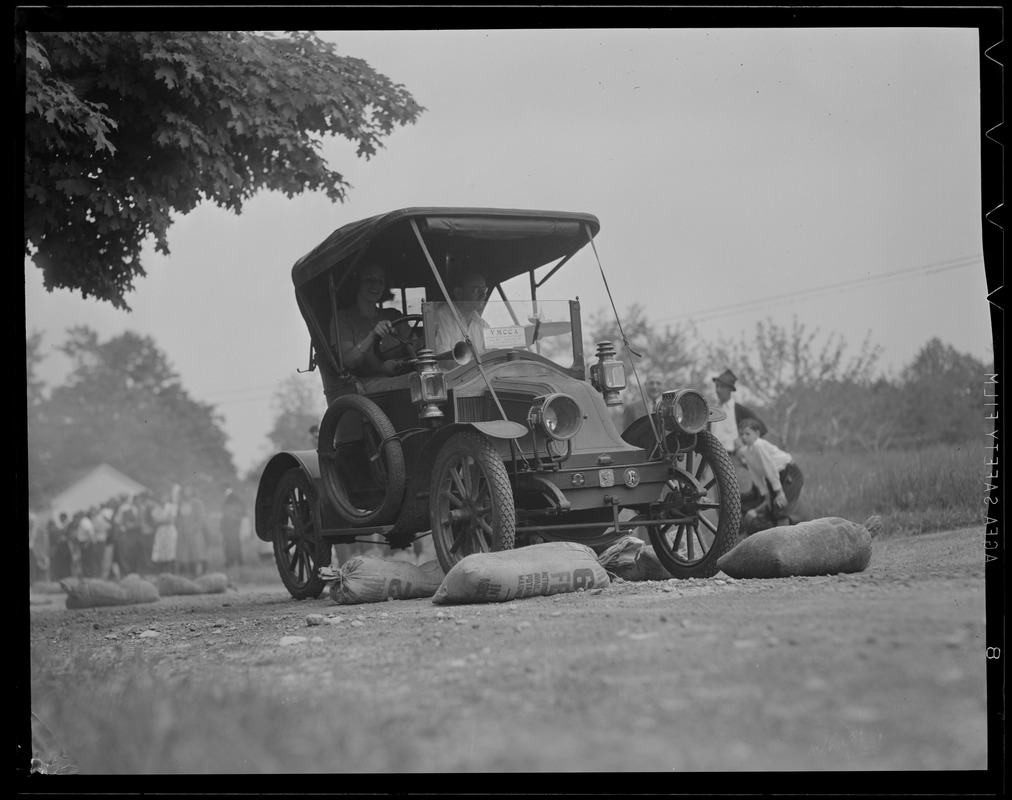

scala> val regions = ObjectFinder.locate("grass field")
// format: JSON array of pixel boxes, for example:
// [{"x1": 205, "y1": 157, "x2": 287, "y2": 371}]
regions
[{"x1": 794, "y1": 440, "x2": 985, "y2": 537}]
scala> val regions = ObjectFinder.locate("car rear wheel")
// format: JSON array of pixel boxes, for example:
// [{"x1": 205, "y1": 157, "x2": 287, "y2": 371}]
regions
[
  {"x1": 272, "y1": 468, "x2": 327, "y2": 599},
  {"x1": 317, "y1": 394, "x2": 405, "y2": 526},
  {"x1": 648, "y1": 429, "x2": 742, "y2": 578},
  {"x1": 429, "y1": 431, "x2": 516, "y2": 574}
]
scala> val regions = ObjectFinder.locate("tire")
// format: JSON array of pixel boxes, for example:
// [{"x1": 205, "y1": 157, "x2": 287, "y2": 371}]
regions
[
  {"x1": 648, "y1": 429, "x2": 742, "y2": 578},
  {"x1": 317, "y1": 394, "x2": 405, "y2": 526},
  {"x1": 429, "y1": 431, "x2": 516, "y2": 574},
  {"x1": 271, "y1": 468, "x2": 327, "y2": 599}
]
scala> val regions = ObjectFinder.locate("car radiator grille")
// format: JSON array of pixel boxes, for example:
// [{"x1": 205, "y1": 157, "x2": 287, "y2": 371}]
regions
[
  {"x1": 454, "y1": 393, "x2": 534, "y2": 425},
  {"x1": 454, "y1": 396, "x2": 488, "y2": 422}
]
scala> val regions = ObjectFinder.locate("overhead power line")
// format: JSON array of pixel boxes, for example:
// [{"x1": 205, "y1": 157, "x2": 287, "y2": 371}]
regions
[
  {"x1": 194, "y1": 254, "x2": 984, "y2": 406},
  {"x1": 652, "y1": 254, "x2": 983, "y2": 326}
]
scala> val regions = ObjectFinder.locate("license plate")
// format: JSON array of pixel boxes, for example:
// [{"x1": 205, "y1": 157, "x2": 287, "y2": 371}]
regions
[{"x1": 598, "y1": 468, "x2": 615, "y2": 487}]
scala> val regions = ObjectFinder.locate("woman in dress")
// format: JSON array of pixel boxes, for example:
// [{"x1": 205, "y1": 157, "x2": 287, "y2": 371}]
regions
[
  {"x1": 150, "y1": 489, "x2": 179, "y2": 574},
  {"x1": 321, "y1": 263, "x2": 412, "y2": 404},
  {"x1": 176, "y1": 486, "x2": 208, "y2": 577}
]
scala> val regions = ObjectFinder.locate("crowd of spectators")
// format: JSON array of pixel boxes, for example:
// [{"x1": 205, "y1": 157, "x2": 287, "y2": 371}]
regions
[{"x1": 29, "y1": 484, "x2": 249, "y2": 585}]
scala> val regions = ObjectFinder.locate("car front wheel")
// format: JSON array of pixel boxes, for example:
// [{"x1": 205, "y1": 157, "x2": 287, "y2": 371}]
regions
[
  {"x1": 648, "y1": 429, "x2": 742, "y2": 578},
  {"x1": 429, "y1": 431, "x2": 516, "y2": 574}
]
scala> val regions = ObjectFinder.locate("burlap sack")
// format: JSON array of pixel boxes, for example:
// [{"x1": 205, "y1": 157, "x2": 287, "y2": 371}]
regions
[
  {"x1": 716, "y1": 516, "x2": 873, "y2": 579},
  {"x1": 329, "y1": 557, "x2": 444, "y2": 604},
  {"x1": 597, "y1": 536, "x2": 642, "y2": 579},
  {"x1": 155, "y1": 573, "x2": 205, "y2": 596},
  {"x1": 634, "y1": 546, "x2": 673, "y2": 581},
  {"x1": 597, "y1": 536, "x2": 672, "y2": 581},
  {"x1": 31, "y1": 581, "x2": 65, "y2": 595},
  {"x1": 433, "y1": 542, "x2": 610, "y2": 605},
  {"x1": 120, "y1": 574, "x2": 161, "y2": 603},
  {"x1": 62, "y1": 576, "x2": 159, "y2": 608},
  {"x1": 194, "y1": 572, "x2": 229, "y2": 593}
]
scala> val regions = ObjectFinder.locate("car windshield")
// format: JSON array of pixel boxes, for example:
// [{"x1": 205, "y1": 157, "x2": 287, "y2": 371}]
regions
[{"x1": 422, "y1": 300, "x2": 576, "y2": 369}]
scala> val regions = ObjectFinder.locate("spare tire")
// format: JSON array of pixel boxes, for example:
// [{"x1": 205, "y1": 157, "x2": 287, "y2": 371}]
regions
[{"x1": 317, "y1": 394, "x2": 405, "y2": 526}]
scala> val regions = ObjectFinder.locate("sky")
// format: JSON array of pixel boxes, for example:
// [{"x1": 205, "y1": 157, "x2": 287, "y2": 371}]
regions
[{"x1": 24, "y1": 26, "x2": 996, "y2": 476}]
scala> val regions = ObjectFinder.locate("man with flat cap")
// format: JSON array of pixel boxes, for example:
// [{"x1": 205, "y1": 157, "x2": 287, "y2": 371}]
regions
[
  {"x1": 710, "y1": 368, "x2": 767, "y2": 456},
  {"x1": 710, "y1": 368, "x2": 768, "y2": 521}
]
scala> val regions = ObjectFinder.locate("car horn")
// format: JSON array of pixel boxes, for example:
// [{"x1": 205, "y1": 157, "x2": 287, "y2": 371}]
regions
[{"x1": 432, "y1": 340, "x2": 474, "y2": 366}]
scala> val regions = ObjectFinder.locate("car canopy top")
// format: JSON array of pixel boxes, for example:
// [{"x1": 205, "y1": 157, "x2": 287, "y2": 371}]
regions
[
  {"x1": 293, "y1": 207, "x2": 601, "y2": 367},
  {"x1": 292, "y1": 207, "x2": 600, "y2": 293}
]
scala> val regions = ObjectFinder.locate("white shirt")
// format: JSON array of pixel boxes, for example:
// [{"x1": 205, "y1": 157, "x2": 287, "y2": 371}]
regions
[
  {"x1": 74, "y1": 516, "x2": 95, "y2": 544},
  {"x1": 740, "y1": 437, "x2": 793, "y2": 496},
  {"x1": 711, "y1": 398, "x2": 740, "y2": 452},
  {"x1": 432, "y1": 305, "x2": 487, "y2": 356}
]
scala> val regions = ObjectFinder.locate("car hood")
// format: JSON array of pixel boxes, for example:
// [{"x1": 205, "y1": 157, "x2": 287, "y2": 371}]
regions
[{"x1": 449, "y1": 361, "x2": 639, "y2": 457}]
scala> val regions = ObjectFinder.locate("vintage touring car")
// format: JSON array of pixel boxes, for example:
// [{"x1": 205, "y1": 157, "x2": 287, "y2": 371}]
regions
[{"x1": 255, "y1": 207, "x2": 741, "y2": 598}]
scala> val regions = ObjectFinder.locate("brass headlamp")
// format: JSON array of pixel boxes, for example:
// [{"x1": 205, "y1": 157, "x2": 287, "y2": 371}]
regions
[
  {"x1": 656, "y1": 388, "x2": 709, "y2": 435},
  {"x1": 590, "y1": 341, "x2": 626, "y2": 406},
  {"x1": 409, "y1": 349, "x2": 448, "y2": 422}
]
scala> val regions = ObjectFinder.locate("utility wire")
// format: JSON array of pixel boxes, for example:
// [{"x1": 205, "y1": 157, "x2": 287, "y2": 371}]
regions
[
  {"x1": 199, "y1": 254, "x2": 984, "y2": 406},
  {"x1": 653, "y1": 254, "x2": 982, "y2": 325}
]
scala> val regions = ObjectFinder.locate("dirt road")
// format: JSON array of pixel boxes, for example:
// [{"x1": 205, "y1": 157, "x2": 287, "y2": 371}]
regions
[{"x1": 27, "y1": 527, "x2": 992, "y2": 777}]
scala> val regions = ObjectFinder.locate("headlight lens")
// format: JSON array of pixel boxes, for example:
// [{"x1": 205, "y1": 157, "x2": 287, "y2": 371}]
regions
[
  {"x1": 658, "y1": 389, "x2": 709, "y2": 434},
  {"x1": 529, "y1": 393, "x2": 583, "y2": 441}
]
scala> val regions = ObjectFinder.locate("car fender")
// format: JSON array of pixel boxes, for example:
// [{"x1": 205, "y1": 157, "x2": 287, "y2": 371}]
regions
[
  {"x1": 469, "y1": 420, "x2": 529, "y2": 440},
  {"x1": 416, "y1": 420, "x2": 526, "y2": 468},
  {"x1": 254, "y1": 450, "x2": 321, "y2": 542}
]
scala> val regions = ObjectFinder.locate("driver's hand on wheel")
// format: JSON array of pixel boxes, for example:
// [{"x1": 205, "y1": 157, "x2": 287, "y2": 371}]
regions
[{"x1": 373, "y1": 319, "x2": 394, "y2": 337}]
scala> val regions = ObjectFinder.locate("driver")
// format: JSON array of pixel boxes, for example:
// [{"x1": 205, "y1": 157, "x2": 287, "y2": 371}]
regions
[
  {"x1": 331, "y1": 263, "x2": 412, "y2": 381},
  {"x1": 432, "y1": 267, "x2": 490, "y2": 357}
]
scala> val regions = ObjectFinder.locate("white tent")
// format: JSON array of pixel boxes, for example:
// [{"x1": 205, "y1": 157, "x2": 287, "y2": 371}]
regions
[{"x1": 46, "y1": 463, "x2": 149, "y2": 520}]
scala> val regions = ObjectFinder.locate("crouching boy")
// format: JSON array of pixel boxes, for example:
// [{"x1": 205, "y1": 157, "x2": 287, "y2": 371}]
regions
[{"x1": 737, "y1": 418, "x2": 805, "y2": 534}]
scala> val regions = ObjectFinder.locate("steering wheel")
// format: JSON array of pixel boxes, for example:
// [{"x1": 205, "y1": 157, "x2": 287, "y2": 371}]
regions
[{"x1": 376, "y1": 315, "x2": 425, "y2": 361}]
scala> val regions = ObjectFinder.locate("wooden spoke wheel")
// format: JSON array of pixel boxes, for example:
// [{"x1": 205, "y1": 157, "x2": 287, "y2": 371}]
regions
[{"x1": 429, "y1": 431, "x2": 516, "y2": 574}]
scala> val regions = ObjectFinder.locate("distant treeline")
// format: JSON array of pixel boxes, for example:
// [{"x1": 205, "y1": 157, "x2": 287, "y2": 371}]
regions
[
  {"x1": 27, "y1": 313, "x2": 993, "y2": 511},
  {"x1": 587, "y1": 306, "x2": 993, "y2": 453}
]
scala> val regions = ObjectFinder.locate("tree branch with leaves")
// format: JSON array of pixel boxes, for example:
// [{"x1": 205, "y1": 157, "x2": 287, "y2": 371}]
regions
[{"x1": 22, "y1": 30, "x2": 425, "y2": 308}]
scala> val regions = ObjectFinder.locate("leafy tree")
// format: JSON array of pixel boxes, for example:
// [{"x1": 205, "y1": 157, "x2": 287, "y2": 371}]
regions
[
  {"x1": 705, "y1": 316, "x2": 884, "y2": 450},
  {"x1": 577, "y1": 303, "x2": 705, "y2": 428},
  {"x1": 585, "y1": 303, "x2": 704, "y2": 385},
  {"x1": 899, "y1": 338, "x2": 985, "y2": 444},
  {"x1": 21, "y1": 29, "x2": 425, "y2": 308},
  {"x1": 266, "y1": 373, "x2": 327, "y2": 454},
  {"x1": 30, "y1": 327, "x2": 237, "y2": 501},
  {"x1": 242, "y1": 372, "x2": 327, "y2": 482},
  {"x1": 788, "y1": 377, "x2": 905, "y2": 453}
]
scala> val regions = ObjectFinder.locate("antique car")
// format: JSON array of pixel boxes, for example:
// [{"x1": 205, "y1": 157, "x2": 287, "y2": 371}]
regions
[{"x1": 255, "y1": 207, "x2": 741, "y2": 598}]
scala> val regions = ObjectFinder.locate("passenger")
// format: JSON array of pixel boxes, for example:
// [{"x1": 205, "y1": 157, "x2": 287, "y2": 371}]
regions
[
  {"x1": 331, "y1": 263, "x2": 411, "y2": 380},
  {"x1": 432, "y1": 267, "x2": 490, "y2": 357}
]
